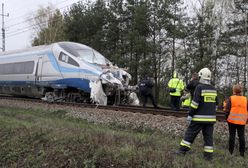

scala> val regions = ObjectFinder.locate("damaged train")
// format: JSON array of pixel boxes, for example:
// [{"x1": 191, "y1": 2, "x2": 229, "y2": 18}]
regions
[{"x1": 0, "y1": 41, "x2": 139, "y2": 105}]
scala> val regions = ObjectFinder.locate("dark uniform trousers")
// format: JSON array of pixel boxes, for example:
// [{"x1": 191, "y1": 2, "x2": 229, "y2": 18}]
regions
[
  {"x1": 142, "y1": 93, "x2": 157, "y2": 108},
  {"x1": 171, "y1": 96, "x2": 180, "y2": 111},
  {"x1": 228, "y1": 123, "x2": 245, "y2": 154},
  {"x1": 180, "y1": 122, "x2": 214, "y2": 158}
]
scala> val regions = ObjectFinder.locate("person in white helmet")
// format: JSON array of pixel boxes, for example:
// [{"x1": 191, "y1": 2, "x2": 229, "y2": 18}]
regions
[{"x1": 176, "y1": 68, "x2": 217, "y2": 161}]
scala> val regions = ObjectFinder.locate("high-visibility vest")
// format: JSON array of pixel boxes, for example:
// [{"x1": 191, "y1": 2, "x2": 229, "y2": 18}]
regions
[
  {"x1": 182, "y1": 97, "x2": 191, "y2": 107},
  {"x1": 168, "y1": 78, "x2": 184, "y2": 96},
  {"x1": 227, "y1": 96, "x2": 248, "y2": 125}
]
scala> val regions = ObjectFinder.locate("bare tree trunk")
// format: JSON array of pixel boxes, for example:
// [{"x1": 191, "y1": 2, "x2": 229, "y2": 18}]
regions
[
  {"x1": 171, "y1": 4, "x2": 177, "y2": 76},
  {"x1": 244, "y1": 13, "x2": 247, "y2": 94},
  {"x1": 183, "y1": 39, "x2": 189, "y2": 84}
]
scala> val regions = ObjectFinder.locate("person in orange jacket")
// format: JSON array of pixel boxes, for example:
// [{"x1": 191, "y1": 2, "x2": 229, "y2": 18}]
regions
[{"x1": 224, "y1": 84, "x2": 248, "y2": 157}]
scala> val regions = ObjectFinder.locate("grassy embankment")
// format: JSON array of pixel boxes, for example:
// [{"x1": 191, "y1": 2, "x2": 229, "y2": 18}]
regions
[{"x1": 0, "y1": 107, "x2": 247, "y2": 168}]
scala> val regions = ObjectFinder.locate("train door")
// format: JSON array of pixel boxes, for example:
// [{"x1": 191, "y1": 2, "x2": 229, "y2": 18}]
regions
[{"x1": 35, "y1": 57, "x2": 43, "y2": 84}]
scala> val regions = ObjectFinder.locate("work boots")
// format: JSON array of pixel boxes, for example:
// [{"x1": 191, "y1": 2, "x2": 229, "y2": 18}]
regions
[
  {"x1": 204, "y1": 152, "x2": 213, "y2": 161},
  {"x1": 174, "y1": 146, "x2": 190, "y2": 156}
]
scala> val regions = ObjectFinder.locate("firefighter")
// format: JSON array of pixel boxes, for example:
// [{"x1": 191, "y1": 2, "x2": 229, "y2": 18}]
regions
[
  {"x1": 168, "y1": 71, "x2": 184, "y2": 111},
  {"x1": 177, "y1": 68, "x2": 217, "y2": 161},
  {"x1": 224, "y1": 84, "x2": 248, "y2": 157}
]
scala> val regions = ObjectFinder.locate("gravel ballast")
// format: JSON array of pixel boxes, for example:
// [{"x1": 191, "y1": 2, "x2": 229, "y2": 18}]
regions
[{"x1": 0, "y1": 99, "x2": 244, "y2": 140}]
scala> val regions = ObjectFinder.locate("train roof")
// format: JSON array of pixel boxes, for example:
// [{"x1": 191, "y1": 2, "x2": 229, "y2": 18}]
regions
[
  {"x1": 0, "y1": 41, "x2": 113, "y2": 66},
  {"x1": 0, "y1": 41, "x2": 95, "y2": 56},
  {"x1": 0, "y1": 43, "x2": 53, "y2": 56}
]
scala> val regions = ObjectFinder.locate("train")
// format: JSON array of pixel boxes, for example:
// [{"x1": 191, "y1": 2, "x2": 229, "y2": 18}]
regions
[{"x1": 0, "y1": 41, "x2": 139, "y2": 105}]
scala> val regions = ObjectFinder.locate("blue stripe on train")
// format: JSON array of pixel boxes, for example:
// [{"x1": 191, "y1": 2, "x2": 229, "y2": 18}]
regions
[
  {"x1": 0, "y1": 78, "x2": 91, "y2": 93},
  {"x1": 47, "y1": 52, "x2": 101, "y2": 76},
  {"x1": 0, "y1": 51, "x2": 102, "y2": 76}
]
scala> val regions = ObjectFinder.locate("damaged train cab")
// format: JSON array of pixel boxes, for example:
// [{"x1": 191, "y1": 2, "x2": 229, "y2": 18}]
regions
[{"x1": 0, "y1": 41, "x2": 139, "y2": 106}]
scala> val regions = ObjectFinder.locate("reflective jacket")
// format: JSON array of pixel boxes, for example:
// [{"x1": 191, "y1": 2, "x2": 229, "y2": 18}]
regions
[
  {"x1": 226, "y1": 96, "x2": 248, "y2": 125},
  {"x1": 182, "y1": 96, "x2": 191, "y2": 107},
  {"x1": 168, "y1": 78, "x2": 184, "y2": 96},
  {"x1": 189, "y1": 83, "x2": 217, "y2": 123}
]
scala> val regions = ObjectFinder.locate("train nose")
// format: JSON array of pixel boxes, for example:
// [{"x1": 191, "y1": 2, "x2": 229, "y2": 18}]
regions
[{"x1": 100, "y1": 70, "x2": 122, "y2": 85}]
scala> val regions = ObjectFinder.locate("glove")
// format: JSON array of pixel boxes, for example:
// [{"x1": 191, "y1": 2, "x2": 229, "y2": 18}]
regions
[{"x1": 186, "y1": 116, "x2": 192, "y2": 124}]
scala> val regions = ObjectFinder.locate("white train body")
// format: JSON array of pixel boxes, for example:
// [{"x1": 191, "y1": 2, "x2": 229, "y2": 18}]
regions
[{"x1": 0, "y1": 42, "x2": 139, "y2": 105}]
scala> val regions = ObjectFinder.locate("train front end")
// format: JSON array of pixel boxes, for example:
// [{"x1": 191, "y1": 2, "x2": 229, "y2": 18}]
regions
[
  {"x1": 95, "y1": 65, "x2": 139, "y2": 105},
  {"x1": 55, "y1": 42, "x2": 139, "y2": 105}
]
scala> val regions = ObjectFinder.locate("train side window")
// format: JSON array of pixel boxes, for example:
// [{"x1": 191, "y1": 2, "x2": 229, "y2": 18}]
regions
[
  {"x1": 0, "y1": 61, "x2": 34, "y2": 75},
  {"x1": 59, "y1": 52, "x2": 79, "y2": 67},
  {"x1": 61, "y1": 53, "x2": 68, "y2": 62}
]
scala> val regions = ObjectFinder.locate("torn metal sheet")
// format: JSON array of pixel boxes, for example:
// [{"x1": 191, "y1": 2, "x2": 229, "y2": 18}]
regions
[{"x1": 89, "y1": 80, "x2": 107, "y2": 105}]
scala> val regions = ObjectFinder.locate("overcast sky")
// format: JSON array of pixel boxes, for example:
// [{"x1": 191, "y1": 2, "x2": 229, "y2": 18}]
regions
[
  {"x1": 1, "y1": 0, "x2": 79, "y2": 51},
  {"x1": 1, "y1": 0, "x2": 196, "y2": 51}
]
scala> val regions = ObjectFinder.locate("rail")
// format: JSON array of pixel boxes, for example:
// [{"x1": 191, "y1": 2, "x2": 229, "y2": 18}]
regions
[{"x1": 0, "y1": 95, "x2": 226, "y2": 121}]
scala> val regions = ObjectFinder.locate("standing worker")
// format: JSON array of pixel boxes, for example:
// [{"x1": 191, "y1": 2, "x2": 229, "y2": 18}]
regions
[
  {"x1": 186, "y1": 72, "x2": 199, "y2": 99},
  {"x1": 168, "y1": 71, "x2": 184, "y2": 111},
  {"x1": 224, "y1": 84, "x2": 248, "y2": 157},
  {"x1": 138, "y1": 75, "x2": 158, "y2": 108},
  {"x1": 176, "y1": 68, "x2": 217, "y2": 161}
]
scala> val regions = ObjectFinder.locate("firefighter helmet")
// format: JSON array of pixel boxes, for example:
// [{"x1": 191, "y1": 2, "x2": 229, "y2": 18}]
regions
[{"x1": 198, "y1": 68, "x2": 211, "y2": 80}]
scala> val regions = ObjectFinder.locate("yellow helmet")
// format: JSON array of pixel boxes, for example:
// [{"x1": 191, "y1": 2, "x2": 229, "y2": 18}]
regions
[{"x1": 173, "y1": 71, "x2": 178, "y2": 78}]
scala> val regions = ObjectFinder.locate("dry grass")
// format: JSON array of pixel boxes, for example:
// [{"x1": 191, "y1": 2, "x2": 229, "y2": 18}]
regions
[{"x1": 0, "y1": 107, "x2": 248, "y2": 167}]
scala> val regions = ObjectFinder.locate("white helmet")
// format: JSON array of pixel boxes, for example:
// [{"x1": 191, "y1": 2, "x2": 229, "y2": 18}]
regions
[{"x1": 198, "y1": 68, "x2": 211, "y2": 80}]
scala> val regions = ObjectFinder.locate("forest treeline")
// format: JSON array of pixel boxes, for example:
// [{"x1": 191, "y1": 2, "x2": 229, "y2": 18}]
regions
[{"x1": 30, "y1": 0, "x2": 248, "y2": 104}]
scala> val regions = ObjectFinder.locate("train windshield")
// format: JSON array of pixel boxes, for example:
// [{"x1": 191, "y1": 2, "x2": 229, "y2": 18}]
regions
[{"x1": 58, "y1": 42, "x2": 112, "y2": 65}]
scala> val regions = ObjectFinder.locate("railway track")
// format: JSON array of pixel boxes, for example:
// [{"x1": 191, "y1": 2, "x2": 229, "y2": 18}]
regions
[{"x1": 0, "y1": 95, "x2": 226, "y2": 121}]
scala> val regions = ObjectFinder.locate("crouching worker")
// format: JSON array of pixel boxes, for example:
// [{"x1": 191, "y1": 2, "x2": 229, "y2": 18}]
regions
[
  {"x1": 176, "y1": 68, "x2": 217, "y2": 161},
  {"x1": 224, "y1": 84, "x2": 248, "y2": 157}
]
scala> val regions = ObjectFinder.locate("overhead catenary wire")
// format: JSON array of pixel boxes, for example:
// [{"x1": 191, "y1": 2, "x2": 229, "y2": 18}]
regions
[
  {"x1": 6, "y1": 19, "x2": 51, "y2": 38},
  {"x1": 4, "y1": 0, "x2": 101, "y2": 39},
  {"x1": 5, "y1": 1, "x2": 77, "y2": 30},
  {"x1": 6, "y1": 6, "x2": 69, "y2": 35},
  {"x1": 5, "y1": 1, "x2": 84, "y2": 39},
  {"x1": 5, "y1": 0, "x2": 74, "y2": 24},
  {"x1": 6, "y1": 28, "x2": 33, "y2": 38},
  {"x1": 6, "y1": 14, "x2": 64, "y2": 38},
  {"x1": 5, "y1": 12, "x2": 69, "y2": 39}
]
